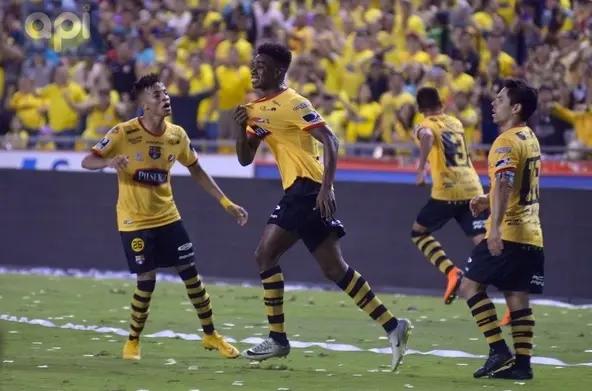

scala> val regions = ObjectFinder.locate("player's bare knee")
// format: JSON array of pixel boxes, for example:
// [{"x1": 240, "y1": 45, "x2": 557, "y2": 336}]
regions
[
  {"x1": 411, "y1": 223, "x2": 428, "y2": 239},
  {"x1": 137, "y1": 270, "x2": 156, "y2": 281},
  {"x1": 174, "y1": 263, "x2": 194, "y2": 274},
  {"x1": 254, "y1": 245, "x2": 276, "y2": 271},
  {"x1": 458, "y1": 277, "x2": 481, "y2": 299}
]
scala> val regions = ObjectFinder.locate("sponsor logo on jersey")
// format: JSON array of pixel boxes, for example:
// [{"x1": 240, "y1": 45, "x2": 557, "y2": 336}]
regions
[
  {"x1": 131, "y1": 238, "x2": 144, "y2": 252},
  {"x1": 133, "y1": 169, "x2": 168, "y2": 185},
  {"x1": 302, "y1": 112, "x2": 321, "y2": 123},
  {"x1": 125, "y1": 128, "x2": 140, "y2": 135},
  {"x1": 146, "y1": 140, "x2": 164, "y2": 145},
  {"x1": 168, "y1": 136, "x2": 180, "y2": 145},
  {"x1": 495, "y1": 146, "x2": 512, "y2": 154},
  {"x1": 293, "y1": 102, "x2": 310, "y2": 111},
  {"x1": 149, "y1": 146, "x2": 161, "y2": 160},
  {"x1": 179, "y1": 252, "x2": 195, "y2": 260},
  {"x1": 178, "y1": 242, "x2": 193, "y2": 251},
  {"x1": 129, "y1": 136, "x2": 142, "y2": 144},
  {"x1": 260, "y1": 105, "x2": 277, "y2": 112}
]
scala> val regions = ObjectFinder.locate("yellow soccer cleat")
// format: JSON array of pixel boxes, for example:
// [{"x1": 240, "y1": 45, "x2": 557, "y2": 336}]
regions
[
  {"x1": 123, "y1": 338, "x2": 141, "y2": 360},
  {"x1": 202, "y1": 331, "x2": 239, "y2": 358}
]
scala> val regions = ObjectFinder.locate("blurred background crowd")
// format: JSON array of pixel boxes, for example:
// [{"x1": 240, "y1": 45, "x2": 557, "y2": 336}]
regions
[{"x1": 0, "y1": 0, "x2": 591, "y2": 159}]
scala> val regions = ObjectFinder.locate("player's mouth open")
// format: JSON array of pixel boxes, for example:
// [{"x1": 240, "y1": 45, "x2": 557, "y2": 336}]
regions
[{"x1": 163, "y1": 102, "x2": 171, "y2": 110}]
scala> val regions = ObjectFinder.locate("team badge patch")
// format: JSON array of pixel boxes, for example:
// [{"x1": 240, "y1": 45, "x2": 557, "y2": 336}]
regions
[
  {"x1": 95, "y1": 138, "x2": 110, "y2": 150},
  {"x1": 302, "y1": 112, "x2": 321, "y2": 123},
  {"x1": 149, "y1": 146, "x2": 161, "y2": 160},
  {"x1": 131, "y1": 238, "x2": 144, "y2": 252}
]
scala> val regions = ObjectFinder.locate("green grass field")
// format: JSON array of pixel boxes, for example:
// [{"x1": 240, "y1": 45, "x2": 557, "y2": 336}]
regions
[{"x1": 1, "y1": 274, "x2": 591, "y2": 391}]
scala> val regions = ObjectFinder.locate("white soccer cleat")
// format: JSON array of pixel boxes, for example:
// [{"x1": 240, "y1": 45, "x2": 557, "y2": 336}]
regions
[
  {"x1": 388, "y1": 318, "x2": 412, "y2": 372},
  {"x1": 241, "y1": 337, "x2": 290, "y2": 361}
]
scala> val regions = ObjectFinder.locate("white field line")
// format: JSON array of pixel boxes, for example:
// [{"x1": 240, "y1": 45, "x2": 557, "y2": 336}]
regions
[
  {"x1": 1, "y1": 313, "x2": 591, "y2": 367},
  {"x1": 1, "y1": 267, "x2": 591, "y2": 309}
]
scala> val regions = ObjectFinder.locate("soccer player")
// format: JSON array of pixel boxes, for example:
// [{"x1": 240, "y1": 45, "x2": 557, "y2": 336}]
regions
[
  {"x1": 411, "y1": 87, "x2": 487, "y2": 304},
  {"x1": 233, "y1": 43, "x2": 411, "y2": 370},
  {"x1": 81, "y1": 73, "x2": 248, "y2": 361},
  {"x1": 460, "y1": 79, "x2": 543, "y2": 380}
]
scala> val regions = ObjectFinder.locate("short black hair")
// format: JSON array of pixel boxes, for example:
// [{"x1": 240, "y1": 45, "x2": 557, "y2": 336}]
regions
[
  {"x1": 256, "y1": 43, "x2": 292, "y2": 70},
  {"x1": 416, "y1": 87, "x2": 442, "y2": 111},
  {"x1": 503, "y1": 79, "x2": 538, "y2": 121},
  {"x1": 132, "y1": 73, "x2": 160, "y2": 99}
]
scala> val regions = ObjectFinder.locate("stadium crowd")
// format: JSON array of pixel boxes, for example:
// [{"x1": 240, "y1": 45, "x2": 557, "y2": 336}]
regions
[{"x1": 0, "y1": 0, "x2": 591, "y2": 157}]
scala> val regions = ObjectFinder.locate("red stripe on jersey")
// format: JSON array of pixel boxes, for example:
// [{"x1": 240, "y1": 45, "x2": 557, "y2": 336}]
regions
[{"x1": 302, "y1": 122, "x2": 326, "y2": 131}]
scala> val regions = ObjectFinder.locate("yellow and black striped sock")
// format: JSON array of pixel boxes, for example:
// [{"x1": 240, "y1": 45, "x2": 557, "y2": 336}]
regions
[
  {"x1": 260, "y1": 266, "x2": 288, "y2": 345},
  {"x1": 128, "y1": 279, "x2": 155, "y2": 340},
  {"x1": 511, "y1": 308, "x2": 535, "y2": 369},
  {"x1": 336, "y1": 267, "x2": 398, "y2": 333},
  {"x1": 179, "y1": 266, "x2": 214, "y2": 335},
  {"x1": 411, "y1": 231, "x2": 455, "y2": 275},
  {"x1": 467, "y1": 292, "x2": 509, "y2": 353}
]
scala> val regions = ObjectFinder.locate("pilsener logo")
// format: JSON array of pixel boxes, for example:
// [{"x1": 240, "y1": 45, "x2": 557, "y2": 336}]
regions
[
  {"x1": 133, "y1": 169, "x2": 169, "y2": 186},
  {"x1": 25, "y1": 6, "x2": 90, "y2": 52}
]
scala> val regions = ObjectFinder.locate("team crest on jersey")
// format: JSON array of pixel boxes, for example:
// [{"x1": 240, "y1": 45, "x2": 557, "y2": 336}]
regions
[
  {"x1": 95, "y1": 138, "x2": 110, "y2": 150},
  {"x1": 293, "y1": 102, "x2": 310, "y2": 111},
  {"x1": 149, "y1": 146, "x2": 161, "y2": 160}
]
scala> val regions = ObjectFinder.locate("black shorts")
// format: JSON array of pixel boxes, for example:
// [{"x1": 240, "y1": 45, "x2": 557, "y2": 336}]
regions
[
  {"x1": 120, "y1": 220, "x2": 195, "y2": 274},
  {"x1": 268, "y1": 177, "x2": 346, "y2": 253},
  {"x1": 464, "y1": 239, "x2": 545, "y2": 294},
  {"x1": 416, "y1": 198, "x2": 487, "y2": 237}
]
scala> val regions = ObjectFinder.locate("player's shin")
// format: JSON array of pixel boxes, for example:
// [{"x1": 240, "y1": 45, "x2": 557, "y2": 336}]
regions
[
  {"x1": 260, "y1": 265, "x2": 288, "y2": 345},
  {"x1": 467, "y1": 291, "x2": 509, "y2": 353},
  {"x1": 336, "y1": 267, "x2": 398, "y2": 333},
  {"x1": 178, "y1": 266, "x2": 215, "y2": 334},
  {"x1": 128, "y1": 279, "x2": 156, "y2": 340},
  {"x1": 411, "y1": 231, "x2": 456, "y2": 275},
  {"x1": 510, "y1": 308, "x2": 535, "y2": 369}
]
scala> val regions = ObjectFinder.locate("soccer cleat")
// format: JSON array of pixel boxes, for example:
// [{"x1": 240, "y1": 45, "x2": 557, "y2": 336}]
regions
[
  {"x1": 444, "y1": 267, "x2": 463, "y2": 304},
  {"x1": 388, "y1": 318, "x2": 412, "y2": 371},
  {"x1": 202, "y1": 331, "x2": 240, "y2": 358},
  {"x1": 123, "y1": 338, "x2": 141, "y2": 360},
  {"x1": 241, "y1": 337, "x2": 290, "y2": 361},
  {"x1": 499, "y1": 308, "x2": 511, "y2": 327},
  {"x1": 473, "y1": 349, "x2": 514, "y2": 378},
  {"x1": 489, "y1": 363, "x2": 533, "y2": 380}
]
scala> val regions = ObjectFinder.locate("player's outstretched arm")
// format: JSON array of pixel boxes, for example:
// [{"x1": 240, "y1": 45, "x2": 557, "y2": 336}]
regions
[
  {"x1": 187, "y1": 162, "x2": 248, "y2": 226},
  {"x1": 233, "y1": 105, "x2": 260, "y2": 166},
  {"x1": 415, "y1": 126, "x2": 434, "y2": 186},
  {"x1": 309, "y1": 125, "x2": 339, "y2": 220},
  {"x1": 81, "y1": 153, "x2": 128, "y2": 171}
]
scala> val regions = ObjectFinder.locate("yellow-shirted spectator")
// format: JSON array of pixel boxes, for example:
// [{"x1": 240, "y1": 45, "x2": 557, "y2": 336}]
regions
[
  {"x1": 344, "y1": 84, "x2": 383, "y2": 143},
  {"x1": 79, "y1": 88, "x2": 123, "y2": 150},
  {"x1": 480, "y1": 31, "x2": 516, "y2": 77},
  {"x1": 385, "y1": 32, "x2": 431, "y2": 67},
  {"x1": 380, "y1": 72, "x2": 415, "y2": 143},
  {"x1": 339, "y1": 31, "x2": 375, "y2": 99},
  {"x1": 9, "y1": 76, "x2": 47, "y2": 133},
  {"x1": 288, "y1": 12, "x2": 315, "y2": 55},
  {"x1": 497, "y1": 0, "x2": 517, "y2": 26},
  {"x1": 392, "y1": 0, "x2": 426, "y2": 51},
  {"x1": 394, "y1": 101, "x2": 420, "y2": 144},
  {"x1": 552, "y1": 103, "x2": 592, "y2": 147},
  {"x1": 37, "y1": 65, "x2": 88, "y2": 149},
  {"x1": 188, "y1": 54, "x2": 217, "y2": 130},
  {"x1": 452, "y1": 90, "x2": 480, "y2": 145},
  {"x1": 425, "y1": 39, "x2": 451, "y2": 68},
  {"x1": 176, "y1": 21, "x2": 204, "y2": 62},
  {"x1": 450, "y1": 57, "x2": 476, "y2": 93},
  {"x1": 215, "y1": 48, "x2": 252, "y2": 139},
  {"x1": 316, "y1": 93, "x2": 348, "y2": 150},
  {"x1": 215, "y1": 25, "x2": 253, "y2": 65}
]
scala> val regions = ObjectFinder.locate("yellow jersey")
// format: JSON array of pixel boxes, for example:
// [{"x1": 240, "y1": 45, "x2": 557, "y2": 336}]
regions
[
  {"x1": 416, "y1": 114, "x2": 483, "y2": 201},
  {"x1": 245, "y1": 88, "x2": 325, "y2": 190},
  {"x1": 91, "y1": 118, "x2": 198, "y2": 232},
  {"x1": 486, "y1": 127, "x2": 543, "y2": 247},
  {"x1": 215, "y1": 65, "x2": 251, "y2": 110},
  {"x1": 9, "y1": 92, "x2": 46, "y2": 129},
  {"x1": 345, "y1": 101, "x2": 382, "y2": 142},
  {"x1": 38, "y1": 82, "x2": 87, "y2": 132}
]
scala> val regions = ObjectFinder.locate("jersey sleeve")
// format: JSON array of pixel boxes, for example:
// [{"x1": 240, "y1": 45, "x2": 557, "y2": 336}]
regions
[
  {"x1": 177, "y1": 128, "x2": 198, "y2": 167},
  {"x1": 288, "y1": 96, "x2": 326, "y2": 131},
  {"x1": 91, "y1": 125, "x2": 123, "y2": 158},
  {"x1": 489, "y1": 136, "x2": 519, "y2": 174}
]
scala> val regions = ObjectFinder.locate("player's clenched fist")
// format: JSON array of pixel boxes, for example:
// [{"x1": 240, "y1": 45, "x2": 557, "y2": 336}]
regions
[
  {"x1": 469, "y1": 194, "x2": 489, "y2": 217},
  {"x1": 108, "y1": 155, "x2": 129, "y2": 171},
  {"x1": 233, "y1": 105, "x2": 249, "y2": 129}
]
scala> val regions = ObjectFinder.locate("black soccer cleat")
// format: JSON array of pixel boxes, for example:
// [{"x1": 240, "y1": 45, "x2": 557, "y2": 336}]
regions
[
  {"x1": 489, "y1": 363, "x2": 533, "y2": 380},
  {"x1": 473, "y1": 349, "x2": 514, "y2": 378}
]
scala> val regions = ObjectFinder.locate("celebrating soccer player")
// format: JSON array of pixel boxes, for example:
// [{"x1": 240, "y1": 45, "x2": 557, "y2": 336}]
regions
[
  {"x1": 459, "y1": 79, "x2": 543, "y2": 380},
  {"x1": 81, "y1": 73, "x2": 248, "y2": 361},
  {"x1": 233, "y1": 43, "x2": 411, "y2": 371},
  {"x1": 411, "y1": 87, "x2": 488, "y2": 305}
]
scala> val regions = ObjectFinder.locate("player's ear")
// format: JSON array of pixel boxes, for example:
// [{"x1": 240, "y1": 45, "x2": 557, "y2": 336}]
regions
[{"x1": 511, "y1": 103, "x2": 522, "y2": 116}]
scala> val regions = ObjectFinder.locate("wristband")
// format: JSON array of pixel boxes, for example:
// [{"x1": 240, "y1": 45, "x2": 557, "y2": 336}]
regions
[{"x1": 220, "y1": 196, "x2": 233, "y2": 208}]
